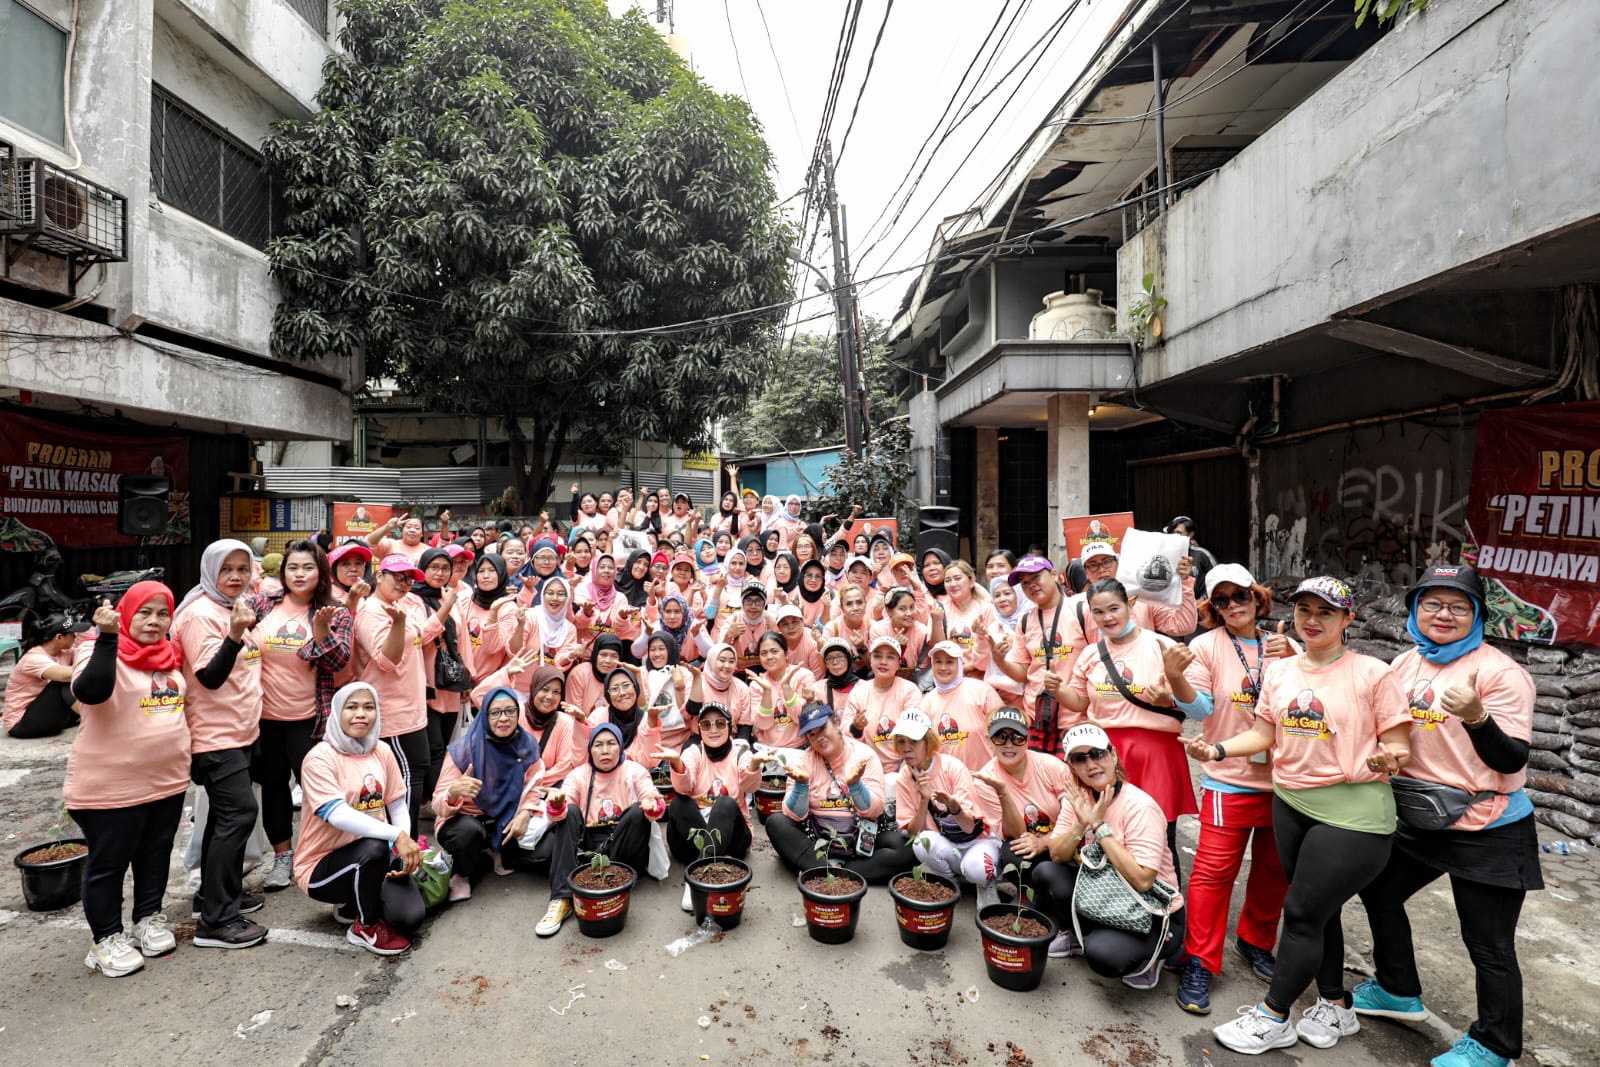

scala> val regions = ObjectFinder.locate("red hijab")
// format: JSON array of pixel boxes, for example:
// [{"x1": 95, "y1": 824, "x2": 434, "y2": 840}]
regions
[{"x1": 117, "y1": 580, "x2": 183, "y2": 672}]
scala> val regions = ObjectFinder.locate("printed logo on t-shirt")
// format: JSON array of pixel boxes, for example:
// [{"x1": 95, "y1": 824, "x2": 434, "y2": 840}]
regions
[
  {"x1": 1022, "y1": 801, "x2": 1054, "y2": 834},
  {"x1": 241, "y1": 638, "x2": 262, "y2": 664},
  {"x1": 815, "y1": 780, "x2": 851, "y2": 811},
  {"x1": 1092, "y1": 659, "x2": 1144, "y2": 696},
  {"x1": 1281, "y1": 689, "x2": 1331, "y2": 740},
  {"x1": 265, "y1": 619, "x2": 309, "y2": 654},
  {"x1": 1407, "y1": 679, "x2": 1445, "y2": 730},
  {"x1": 937, "y1": 711, "x2": 968, "y2": 747},
  {"x1": 950, "y1": 627, "x2": 975, "y2": 651},
  {"x1": 468, "y1": 621, "x2": 483, "y2": 649},
  {"x1": 140, "y1": 672, "x2": 184, "y2": 716},
  {"x1": 596, "y1": 796, "x2": 621, "y2": 825},
  {"x1": 353, "y1": 773, "x2": 385, "y2": 813},
  {"x1": 1230, "y1": 689, "x2": 1258, "y2": 709},
  {"x1": 700, "y1": 775, "x2": 731, "y2": 811}
]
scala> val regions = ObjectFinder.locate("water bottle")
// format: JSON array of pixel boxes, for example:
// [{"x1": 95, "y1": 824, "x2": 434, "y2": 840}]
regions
[{"x1": 1541, "y1": 841, "x2": 1589, "y2": 855}]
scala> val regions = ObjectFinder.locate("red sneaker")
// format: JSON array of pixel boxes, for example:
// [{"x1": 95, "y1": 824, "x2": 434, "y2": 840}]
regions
[{"x1": 346, "y1": 919, "x2": 411, "y2": 956}]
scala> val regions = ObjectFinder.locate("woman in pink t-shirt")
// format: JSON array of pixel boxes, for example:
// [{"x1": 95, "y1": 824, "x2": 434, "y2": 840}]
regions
[
  {"x1": 3, "y1": 614, "x2": 83, "y2": 738},
  {"x1": 893, "y1": 707, "x2": 996, "y2": 905},
  {"x1": 750, "y1": 631, "x2": 816, "y2": 748},
  {"x1": 844, "y1": 634, "x2": 921, "y2": 773},
  {"x1": 919, "y1": 642, "x2": 1005, "y2": 772},
  {"x1": 68, "y1": 583, "x2": 192, "y2": 977},
  {"x1": 656, "y1": 701, "x2": 760, "y2": 910}
]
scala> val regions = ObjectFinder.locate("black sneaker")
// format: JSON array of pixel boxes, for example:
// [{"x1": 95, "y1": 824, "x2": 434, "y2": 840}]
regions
[
  {"x1": 1236, "y1": 938, "x2": 1277, "y2": 982},
  {"x1": 192, "y1": 917, "x2": 268, "y2": 950},
  {"x1": 1176, "y1": 957, "x2": 1213, "y2": 1015},
  {"x1": 191, "y1": 892, "x2": 266, "y2": 919},
  {"x1": 333, "y1": 903, "x2": 358, "y2": 925}
]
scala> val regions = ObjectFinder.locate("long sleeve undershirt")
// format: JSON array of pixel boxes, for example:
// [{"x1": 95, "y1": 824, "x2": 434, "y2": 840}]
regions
[
  {"x1": 193, "y1": 636, "x2": 244, "y2": 690},
  {"x1": 70, "y1": 632, "x2": 119, "y2": 705},
  {"x1": 314, "y1": 797, "x2": 411, "y2": 843},
  {"x1": 1466, "y1": 715, "x2": 1529, "y2": 775}
]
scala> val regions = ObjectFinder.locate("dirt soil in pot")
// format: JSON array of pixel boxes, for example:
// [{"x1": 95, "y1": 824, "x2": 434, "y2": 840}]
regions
[
  {"x1": 572, "y1": 866, "x2": 632, "y2": 891},
  {"x1": 692, "y1": 861, "x2": 748, "y2": 886},
  {"x1": 802, "y1": 871, "x2": 864, "y2": 896},
  {"x1": 980, "y1": 911, "x2": 1050, "y2": 939},
  {"x1": 892, "y1": 874, "x2": 957, "y2": 904},
  {"x1": 22, "y1": 842, "x2": 87, "y2": 863}
]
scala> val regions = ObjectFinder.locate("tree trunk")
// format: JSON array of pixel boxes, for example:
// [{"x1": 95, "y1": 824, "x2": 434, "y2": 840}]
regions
[{"x1": 504, "y1": 411, "x2": 568, "y2": 518}]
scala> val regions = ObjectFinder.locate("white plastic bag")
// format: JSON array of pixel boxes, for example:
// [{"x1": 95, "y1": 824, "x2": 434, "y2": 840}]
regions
[
  {"x1": 646, "y1": 820, "x2": 671, "y2": 880},
  {"x1": 518, "y1": 813, "x2": 552, "y2": 852},
  {"x1": 1115, "y1": 529, "x2": 1190, "y2": 607}
]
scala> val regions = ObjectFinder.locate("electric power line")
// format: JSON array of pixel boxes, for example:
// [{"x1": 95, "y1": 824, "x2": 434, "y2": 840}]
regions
[
  {"x1": 834, "y1": 0, "x2": 896, "y2": 168},
  {"x1": 721, "y1": 0, "x2": 754, "y2": 107}
]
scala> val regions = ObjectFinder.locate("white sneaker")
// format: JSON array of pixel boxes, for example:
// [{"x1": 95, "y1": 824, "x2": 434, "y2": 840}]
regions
[
  {"x1": 132, "y1": 914, "x2": 176, "y2": 957},
  {"x1": 535, "y1": 899, "x2": 571, "y2": 937},
  {"x1": 290, "y1": 782, "x2": 302, "y2": 809},
  {"x1": 448, "y1": 874, "x2": 472, "y2": 902},
  {"x1": 262, "y1": 850, "x2": 294, "y2": 892},
  {"x1": 1047, "y1": 929, "x2": 1083, "y2": 958},
  {"x1": 84, "y1": 932, "x2": 145, "y2": 977},
  {"x1": 1296, "y1": 997, "x2": 1360, "y2": 1049},
  {"x1": 1214, "y1": 1005, "x2": 1298, "y2": 1056},
  {"x1": 681, "y1": 882, "x2": 694, "y2": 912},
  {"x1": 975, "y1": 884, "x2": 1000, "y2": 911}
]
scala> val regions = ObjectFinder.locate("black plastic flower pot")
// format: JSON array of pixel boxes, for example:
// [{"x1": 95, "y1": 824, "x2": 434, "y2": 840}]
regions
[
  {"x1": 797, "y1": 865, "x2": 868, "y2": 945},
  {"x1": 14, "y1": 838, "x2": 89, "y2": 912},
  {"x1": 686, "y1": 856, "x2": 753, "y2": 930},
  {"x1": 976, "y1": 903, "x2": 1057, "y2": 992},
  {"x1": 567, "y1": 861, "x2": 637, "y2": 938},
  {"x1": 752, "y1": 781, "x2": 787, "y2": 822},
  {"x1": 888, "y1": 872, "x2": 959, "y2": 951}
]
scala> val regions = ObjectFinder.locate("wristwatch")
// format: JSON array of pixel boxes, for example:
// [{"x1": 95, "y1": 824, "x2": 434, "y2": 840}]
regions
[
  {"x1": 1213, "y1": 743, "x2": 1227, "y2": 762},
  {"x1": 1093, "y1": 822, "x2": 1114, "y2": 841}
]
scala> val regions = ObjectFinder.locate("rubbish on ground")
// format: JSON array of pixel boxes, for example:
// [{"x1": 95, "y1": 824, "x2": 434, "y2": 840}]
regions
[
  {"x1": 549, "y1": 984, "x2": 587, "y2": 1016},
  {"x1": 697, "y1": 1015, "x2": 712, "y2": 1029},
  {"x1": 790, "y1": 913, "x2": 806, "y2": 928},
  {"x1": 1541, "y1": 841, "x2": 1588, "y2": 855},
  {"x1": 664, "y1": 917, "x2": 722, "y2": 957},
  {"x1": 604, "y1": 958, "x2": 628, "y2": 971},
  {"x1": 391, "y1": 1010, "x2": 417, "y2": 1024},
  {"x1": 234, "y1": 1010, "x2": 273, "y2": 1038},
  {"x1": 963, "y1": 986, "x2": 980, "y2": 1003},
  {"x1": 335, "y1": 994, "x2": 358, "y2": 1009}
]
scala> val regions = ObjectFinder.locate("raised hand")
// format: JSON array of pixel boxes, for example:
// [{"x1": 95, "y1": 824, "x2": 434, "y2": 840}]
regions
[
  {"x1": 1439, "y1": 671, "x2": 1485, "y2": 723},
  {"x1": 1263, "y1": 620, "x2": 1294, "y2": 659},
  {"x1": 1161, "y1": 642, "x2": 1195, "y2": 682},
  {"x1": 229, "y1": 596, "x2": 257, "y2": 640},
  {"x1": 1177, "y1": 555, "x2": 1193, "y2": 579},
  {"x1": 312, "y1": 605, "x2": 339, "y2": 641},
  {"x1": 347, "y1": 578, "x2": 372, "y2": 603},
  {"x1": 974, "y1": 770, "x2": 1008, "y2": 796}
]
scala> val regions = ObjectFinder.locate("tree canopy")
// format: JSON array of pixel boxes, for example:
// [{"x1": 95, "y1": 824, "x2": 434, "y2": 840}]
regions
[{"x1": 265, "y1": 0, "x2": 793, "y2": 507}]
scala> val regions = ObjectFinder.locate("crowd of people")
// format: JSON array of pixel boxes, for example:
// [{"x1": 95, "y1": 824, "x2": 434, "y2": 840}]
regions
[{"x1": 2, "y1": 488, "x2": 1537, "y2": 1067}]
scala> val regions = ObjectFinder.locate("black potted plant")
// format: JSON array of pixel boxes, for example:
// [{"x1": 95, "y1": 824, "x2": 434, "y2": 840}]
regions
[
  {"x1": 684, "y1": 827, "x2": 753, "y2": 929},
  {"x1": 567, "y1": 851, "x2": 637, "y2": 938},
  {"x1": 14, "y1": 806, "x2": 88, "y2": 912},
  {"x1": 796, "y1": 829, "x2": 868, "y2": 944},
  {"x1": 887, "y1": 834, "x2": 960, "y2": 951},
  {"x1": 975, "y1": 860, "x2": 1057, "y2": 991}
]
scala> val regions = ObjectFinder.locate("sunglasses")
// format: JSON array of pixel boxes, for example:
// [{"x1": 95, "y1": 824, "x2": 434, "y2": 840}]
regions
[
  {"x1": 1068, "y1": 747, "x2": 1112, "y2": 764},
  {"x1": 1211, "y1": 589, "x2": 1253, "y2": 607},
  {"x1": 991, "y1": 730, "x2": 1027, "y2": 746}
]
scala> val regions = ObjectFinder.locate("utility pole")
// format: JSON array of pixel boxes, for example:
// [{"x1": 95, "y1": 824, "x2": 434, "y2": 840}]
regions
[{"x1": 821, "y1": 140, "x2": 865, "y2": 456}]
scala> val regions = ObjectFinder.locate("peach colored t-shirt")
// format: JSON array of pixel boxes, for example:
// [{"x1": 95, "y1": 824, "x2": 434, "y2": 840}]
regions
[
  {"x1": 174, "y1": 596, "x2": 263, "y2": 753},
  {"x1": 972, "y1": 750, "x2": 1073, "y2": 836},
  {"x1": 292, "y1": 740, "x2": 406, "y2": 892},
  {"x1": 1005, "y1": 598, "x2": 1087, "y2": 716},
  {"x1": 1183, "y1": 627, "x2": 1280, "y2": 791},
  {"x1": 1071, "y1": 578, "x2": 1199, "y2": 642},
  {"x1": 431, "y1": 751, "x2": 549, "y2": 829},
  {"x1": 698, "y1": 675, "x2": 752, "y2": 729},
  {"x1": 589, "y1": 708, "x2": 663, "y2": 766},
  {"x1": 670, "y1": 743, "x2": 761, "y2": 830},
  {"x1": 525, "y1": 709, "x2": 592, "y2": 787},
  {"x1": 1387, "y1": 643, "x2": 1535, "y2": 831},
  {"x1": 843, "y1": 677, "x2": 922, "y2": 772},
  {"x1": 257, "y1": 601, "x2": 318, "y2": 722},
  {"x1": 1068, "y1": 629, "x2": 1183, "y2": 735},
  {"x1": 919, "y1": 678, "x2": 1004, "y2": 772},
  {"x1": 4, "y1": 645, "x2": 68, "y2": 730},
  {"x1": 373, "y1": 538, "x2": 427, "y2": 564},
  {"x1": 552, "y1": 759, "x2": 665, "y2": 827},
  {"x1": 941, "y1": 597, "x2": 998, "y2": 674},
  {"x1": 1050, "y1": 781, "x2": 1183, "y2": 911},
  {"x1": 353, "y1": 594, "x2": 444, "y2": 737},
  {"x1": 455, "y1": 597, "x2": 513, "y2": 682},
  {"x1": 65, "y1": 640, "x2": 191, "y2": 810},
  {"x1": 1256, "y1": 651, "x2": 1411, "y2": 790},
  {"x1": 783, "y1": 736, "x2": 886, "y2": 833},
  {"x1": 895, "y1": 752, "x2": 980, "y2": 837},
  {"x1": 870, "y1": 618, "x2": 928, "y2": 670},
  {"x1": 751, "y1": 665, "x2": 816, "y2": 749}
]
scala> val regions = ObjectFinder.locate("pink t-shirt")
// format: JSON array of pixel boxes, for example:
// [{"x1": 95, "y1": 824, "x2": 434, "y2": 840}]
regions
[
  {"x1": 257, "y1": 601, "x2": 318, "y2": 722},
  {"x1": 843, "y1": 677, "x2": 922, "y2": 771},
  {"x1": 751, "y1": 665, "x2": 816, "y2": 749},
  {"x1": 1257, "y1": 651, "x2": 1411, "y2": 790},
  {"x1": 4, "y1": 645, "x2": 68, "y2": 730},
  {"x1": 552, "y1": 759, "x2": 664, "y2": 827},
  {"x1": 65, "y1": 641, "x2": 190, "y2": 809},
  {"x1": 353, "y1": 594, "x2": 444, "y2": 737},
  {"x1": 455, "y1": 597, "x2": 513, "y2": 682},
  {"x1": 525, "y1": 710, "x2": 592, "y2": 787},
  {"x1": 783, "y1": 736, "x2": 886, "y2": 833},
  {"x1": 1005, "y1": 599, "x2": 1087, "y2": 716},
  {"x1": 941, "y1": 597, "x2": 999, "y2": 674},
  {"x1": 670, "y1": 743, "x2": 761, "y2": 830},
  {"x1": 292, "y1": 741, "x2": 406, "y2": 891},
  {"x1": 1051, "y1": 781, "x2": 1183, "y2": 911},
  {"x1": 972, "y1": 750, "x2": 1073, "y2": 836},
  {"x1": 1071, "y1": 578, "x2": 1198, "y2": 642},
  {"x1": 919, "y1": 678, "x2": 1004, "y2": 772},
  {"x1": 1183, "y1": 628, "x2": 1283, "y2": 792},
  {"x1": 1068, "y1": 629, "x2": 1183, "y2": 735},
  {"x1": 431, "y1": 751, "x2": 549, "y2": 829},
  {"x1": 589, "y1": 708, "x2": 663, "y2": 765},
  {"x1": 174, "y1": 596, "x2": 263, "y2": 753},
  {"x1": 698, "y1": 675, "x2": 752, "y2": 728},
  {"x1": 713, "y1": 610, "x2": 769, "y2": 673},
  {"x1": 895, "y1": 752, "x2": 980, "y2": 836},
  {"x1": 870, "y1": 618, "x2": 927, "y2": 670},
  {"x1": 373, "y1": 538, "x2": 427, "y2": 563},
  {"x1": 1388, "y1": 643, "x2": 1535, "y2": 831}
]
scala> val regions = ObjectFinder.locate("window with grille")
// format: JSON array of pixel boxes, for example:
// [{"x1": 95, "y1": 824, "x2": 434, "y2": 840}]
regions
[
  {"x1": 150, "y1": 85, "x2": 284, "y2": 250},
  {"x1": 280, "y1": 0, "x2": 328, "y2": 37}
]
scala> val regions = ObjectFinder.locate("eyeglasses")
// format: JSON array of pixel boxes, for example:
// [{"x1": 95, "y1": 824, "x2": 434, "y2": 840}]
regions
[
  {"x1": 992, "y1": 730, "x2": 1027, "y2": 746},
  {"x1": 485, "y1": 707, "x2": 520, "y2": 720},
  {"x1": 1418, "y1": 599, "x2": 1474, "y2": 619},
  {"x1": 1067, "y1": 747, "x2": 1112, "y2": 764},
  {"x1": 1212, "y1": 590, "x2": 1253, "y2": 607}
]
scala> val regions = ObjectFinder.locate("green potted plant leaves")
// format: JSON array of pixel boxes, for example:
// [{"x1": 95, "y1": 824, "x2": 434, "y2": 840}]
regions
[
  {"x1": 975, "y1": 860, "x2": 1057, "y2": 991},
  {"x1": 887, "y1": 834, "x2": 960, "y2": 950},
  {"x1": 684, "y1": 827, "x2": 753, "y2": 929},
  {"x1": 796, "y1": 829, "x2": 868, "y2": 944}
]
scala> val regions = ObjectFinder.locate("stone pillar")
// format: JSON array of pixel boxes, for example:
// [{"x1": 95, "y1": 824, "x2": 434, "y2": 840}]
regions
[
  {"x1": 1046, "y1": 393, "x2": 1092, "y2": 563},
  {"x1": 975, "y1": 428, "x2": 1000, "y2": 563},
  {"x1": 907, "y1": 390, "x2": 939, "y2": 506}
]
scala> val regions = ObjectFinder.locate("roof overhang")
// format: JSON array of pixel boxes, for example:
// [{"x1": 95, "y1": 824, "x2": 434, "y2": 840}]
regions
[{"x1": 935, "y1": 339, "x2": 1136, "y2": 426}]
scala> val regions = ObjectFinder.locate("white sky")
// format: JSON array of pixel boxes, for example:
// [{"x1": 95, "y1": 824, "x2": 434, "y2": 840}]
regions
[{"x1": 606, "y1": 1, "x2": 1098, "y2": 326}]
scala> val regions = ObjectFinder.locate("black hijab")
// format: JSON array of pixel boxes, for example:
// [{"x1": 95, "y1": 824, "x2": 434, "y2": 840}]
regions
[
  {"x1": 590, "y1": 633, "x2": 626, "y2": 673},
  {"x1": 647, "y1": 630, "x2": 681, "y2": 668},
  {"x1": 602, "y1": 667, "x2": 643, "y2": 748},
  {"x1": 414, "y1": 547, "x2": 461, "y2": 665},
  {"x1": 798, "y1": 559, "x2": 828, "y2": 603},
  {"x1": 920, "y1": 548, "x2": 952, "y2": 598},
  {"x1": 773, "y1": 551, "x2": 801, "y2": 594},
  {"x1": 472, "y1": 553, "x2": 507, "y2": 609},
  {"x1": 616, "y1": 549, "x2": 652, "y2": 608}
]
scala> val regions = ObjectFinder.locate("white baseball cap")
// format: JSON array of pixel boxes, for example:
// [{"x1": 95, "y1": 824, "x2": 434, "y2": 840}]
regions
[
  {"x1": 928, "y1": 640, "x2": 964, "y2": 661},
  {"x1": 1205, "y1": 563, "x2": 1256, "y2": 599},
  {"x1": 1081, "y1": 542, "x2": 1118, "y2": 563},
  {"x1": 890, "y1": 707, "x2": 933, "y2": 740},
  {"x1": 769, "y1": 604, "x2": 803, "y2": 625},
  {"x1": 868, "y1": 633, "x2": 902, "y2": 655},
  {"x1": 1063, "y1": 722, "x2": 1113, "y2": 755}
]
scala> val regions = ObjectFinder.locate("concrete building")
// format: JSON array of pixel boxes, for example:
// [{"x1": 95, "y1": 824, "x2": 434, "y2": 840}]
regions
[{"x1": 1, "y1": 0, "x2": 352, "y2": 589}]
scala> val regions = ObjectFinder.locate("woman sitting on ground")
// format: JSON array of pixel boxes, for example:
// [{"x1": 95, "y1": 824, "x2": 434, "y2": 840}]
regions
[
  {"x1": 4, "y1": 612, "x2": 87, "y2": 738},
  {"x1": 656, "y1": 700, "x2": 760, "y2": 911},
  {"x1": 294, "y1": 682, "x2": 424, "y2": 956},
  {"x1": 893, "y1": 708, "x2": 994, "y2": 904}
]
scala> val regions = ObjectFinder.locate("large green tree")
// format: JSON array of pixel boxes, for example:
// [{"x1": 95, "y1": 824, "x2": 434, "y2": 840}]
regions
[{"x1": 265, "y1": 0, "x2": 792, "y2": 507}]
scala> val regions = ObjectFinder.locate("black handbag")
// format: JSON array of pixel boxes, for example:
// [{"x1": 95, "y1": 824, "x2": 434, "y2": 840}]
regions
[
  {"x1": 1095, "y1": 639, "x2": 1185, "y2": 724},
  {"x1": 433, "y1": 642, "x2": 472, "y2": 693}
]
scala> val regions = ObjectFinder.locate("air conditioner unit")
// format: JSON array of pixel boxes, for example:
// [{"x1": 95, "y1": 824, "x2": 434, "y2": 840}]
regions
[
  {"x1": 0, "y1": 140, "x2": 17, "y2": 222},
  {"x1": 0, "y1": 157, "x2": 128, "y2": 293}
]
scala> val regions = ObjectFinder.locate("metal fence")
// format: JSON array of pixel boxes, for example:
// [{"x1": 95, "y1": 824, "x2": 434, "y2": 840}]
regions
[
  {"x1": 280, "y1": 0, "x2": 328, "y2": 37},
  {"x1": 150, "y1": 85, "x2": 283, "y2": 250}
]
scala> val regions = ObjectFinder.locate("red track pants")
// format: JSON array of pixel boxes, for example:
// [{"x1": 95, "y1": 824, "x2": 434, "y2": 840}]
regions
[{"x1": 1183, "y1": 787, "x2": 1289, "y2": 974}]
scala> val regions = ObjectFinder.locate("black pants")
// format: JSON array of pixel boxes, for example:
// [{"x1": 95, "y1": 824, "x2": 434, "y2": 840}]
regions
[
  {"x1": 1267, "y1": 797, "x2": 1392, "y2": 1015},
  {"x1": 383, "y1": 728, "x2": 430, "y2": 833},
  {"x1": 70, "y1": 792, "x2": 184, "y2": 941},
  {"x1": 765, "y1": 814, "x2": 915, "y2": 885},
  {"x1": 7, "y1": 681, "x2": 78, "y2": 738},
  {"x1": 191, "y1": 746, "x2": 258, "y2": 927},
  {"x1": 424, "y1": 709, "x2": 460, "y2": 803},
  {"x1": 666, "y1": 795, "x2": 752, "y2": 865},
  {"x1": 1031, "y1": 859, "x2": 1185, "y2": 977},
  {"x1": 547, "y1": 805, "x2": 652, "y2": 901},
  {"x1": 306, "y1": 837, "x2": 425, "y2": 931},
  {"x1": 1359, "y1": 847, "x2": 1527, "y2": 1059},
  {"x1": 255, "y1": 717, "x2": 317, "y2": 847},
  {"x1": 435, "y1": 812, "x2": 538, "y2": 883}
]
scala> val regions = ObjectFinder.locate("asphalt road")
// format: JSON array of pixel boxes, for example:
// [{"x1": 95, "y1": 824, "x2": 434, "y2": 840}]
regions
[{"x1": 2, "y1": 727, "x2": 1597, "y2": 1067}]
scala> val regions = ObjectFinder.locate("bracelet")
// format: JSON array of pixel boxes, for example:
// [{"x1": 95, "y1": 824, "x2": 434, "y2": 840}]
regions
[
  {"x1": 784, "y1": 694, "x2": 803, "y2": 709},
  {"x1": 1461, "y1": 712, "x2": 1490, "y2": 730},
  {"x1": 1093, "y1": 822, "x2": 1114, "y2": 841},
  {"x1": 1213, "y1": 743, "x2": 1226, "y2": 761}
]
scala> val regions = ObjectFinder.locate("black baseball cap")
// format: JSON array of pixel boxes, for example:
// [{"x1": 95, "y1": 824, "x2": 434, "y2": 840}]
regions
[
  {"x1": 1407, "y1": 564, "x2": 1486, "y2": 611},
  {"x1": 37, "y1": 613, "x2": 91, "y2": 640}
]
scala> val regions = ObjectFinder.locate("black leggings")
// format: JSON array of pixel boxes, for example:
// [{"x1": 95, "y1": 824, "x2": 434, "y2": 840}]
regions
[
  {"x1": 1031, "y1": 859, "x2": 1185, "y2": 977},
  {"x1": 546, "y1": 805, "x2": 653, "y2": 901},
  {"x1": 7, "y1": 681, "x2": 77, "y2": 738},
  {"x1": 434, "y1": 812, "x2": 538, "y2": 883},
  {"x1": 666, "y1": 795, "x2": 752, "y2": 865},
  {"x1": 1267, "y1": 797, "x2": 1392, "y2": 1015},
  {"x1": 306, "y1": 837, "x2": 425, "y2": 931},
  {"x1": 255, "y1": 717, "x2": 317, "y2": 847},
  {"x1": 765, "y1": 814, "x2": 914, "y2": 885},
  {"x1": 70, "y1": 793, "x2": 185, "y2": 941},
  {"x1": 424, "y1": 709, "x2": 460, "y2": 802},
  {"x1": 1360, "y1": 846, "x2": 1527, "y2": 1059},
  {"x1": 383, "y1": 728, "x2": 430, "y2": 833}
]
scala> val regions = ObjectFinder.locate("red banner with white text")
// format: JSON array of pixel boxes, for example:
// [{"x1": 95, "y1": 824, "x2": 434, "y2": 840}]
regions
[{"x1": 1464, "y1": 402, "x2": 1600, "y2": 646}]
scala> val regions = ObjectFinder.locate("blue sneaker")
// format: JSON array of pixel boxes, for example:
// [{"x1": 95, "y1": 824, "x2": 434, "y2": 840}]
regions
[
  {"x1": 1176, "y1": 957, "x2": 1212, "y2": 1015},
  {"x1": 1234, "y1": 938, "x2": 1276, "y2": 982},
  {"x1": 1431, "y1": 1035, "x2": 1509, "y2": 1067},
  {"x1": 1351, "y1": 978, "x2": 1428, "y2": 1021}
]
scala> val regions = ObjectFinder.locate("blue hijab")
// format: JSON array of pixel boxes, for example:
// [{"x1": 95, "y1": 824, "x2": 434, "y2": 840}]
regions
[
  {"x1": 447, "y1": 687, "x2": 540, "y2": 848},
  {"x1": 1406, "y1": 595, "x2": 1484, "y2": 665}
]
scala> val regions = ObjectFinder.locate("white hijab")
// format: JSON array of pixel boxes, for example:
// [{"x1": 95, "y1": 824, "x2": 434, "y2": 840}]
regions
[
  {"x1": 175, "y1": 538, "x2": 253, "y2": 617},
  {"x1": 326, "y1": 682, "x2": 382, "y2": 756}
]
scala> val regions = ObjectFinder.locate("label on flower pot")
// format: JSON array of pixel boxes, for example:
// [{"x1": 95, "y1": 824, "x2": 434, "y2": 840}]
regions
[
  {"x1": 983, "y1": 940, "x2": 1033, "y2": 973},
  {"x1": 896, "y1": 903, "x2": 952, "y2": 934},
  {"x1": 705, "y1": 889, "x2": 747, "y2": 917},
  {"x1": 574, "y1": 892, "x2": 627, "y2": 922},
  {"x1": 804, "y1": 899, "x2": 852, "y2": 928}
]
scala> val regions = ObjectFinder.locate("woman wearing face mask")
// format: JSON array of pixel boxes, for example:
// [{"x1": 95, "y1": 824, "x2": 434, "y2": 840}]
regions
[
  {"x1": 844, "y1": 635, "x2": 921, "y2": 774},
  {"x1": 971, "y1": 706, "x2": 1073, "y2": 910},
  {"x1": 656, "y1": 700, "x2": 760, "y2": 910},
  {"x1": 699, "y1": 643, "x2": 753, "y2": 743},
  {"x1": 433, "y1": 687, "x2": 548, "y2": 901},
  {"x1": 817, "y1": 637, "x2": 860, "y2": 714},
  {"x1": 919, "y1": 642, "x2": 1005, "y2": 772},
  {"x1": 824, "y1": 582, "x2": 873, "y2": 678},
  {"x1": 68, "y1": 584, "x2": 191, "y2": 976},
  {"x1": 456, "y1": 554, "x2": 517, "y2": 683},
  {"x1": 255, "y1": 541, "x2": 355, "y2": 894},
  {"x1": 1187, "y1": 577, "x2": 1410, "y2": 1057},
  {"x1": 295, "y1": 682, "x2": 424, "y2": 956},
  {"x1": 1030, "y1": 724, "x2": 1187, "y2": 989},
  {"x1": 797, "y1": 559, "x2": 832, "y2": 629},
  {"x1": 939, "y1": 561, "x2": 997, "y2": 678},
  {"x1": 715, "y1": 585, "x2": 772, "y2": 675},
  {"x1": 174, "y1": 539, "x2": 269, "y2": 950},
  {"x1": 536, "y1": 722, "x2": 667, "y2": 937},
  {"x1": 327, "y1": 542, "x2": 374, "y2": 613},
  {"x1": 752, "y1": 631, "x2": 817, "y2": 749},
  {"x1": 1353, "y1": 565, "x2": 1538, "y2": 1067},
  {"x1": 415, "y1": 547, "x2": 469, "y2": 805}
]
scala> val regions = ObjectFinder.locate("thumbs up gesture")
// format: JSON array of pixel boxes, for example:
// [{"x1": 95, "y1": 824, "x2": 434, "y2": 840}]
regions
[
  {"x1": 1366, "y1": 740, "x2": 1409, "y2": 776},
  {"x1": 1263, "y1": 619, "x2": 1294, "y2": 659},
  {"x1": 1439, "y1": 670, "x2": 1486, "y2": 724}
]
